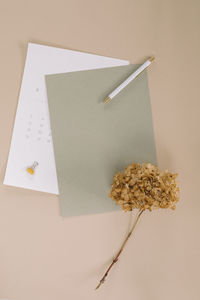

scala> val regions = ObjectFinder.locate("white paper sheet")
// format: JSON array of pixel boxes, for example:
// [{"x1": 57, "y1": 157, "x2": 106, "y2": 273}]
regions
[{"x1": 4, "y1": 43, "x2": 129, "y2": 194}]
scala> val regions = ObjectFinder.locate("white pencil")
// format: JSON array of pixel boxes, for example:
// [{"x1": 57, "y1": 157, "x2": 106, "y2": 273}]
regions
[{"x1": 104, "y1": 56, "x2": 155, "y2": 104}]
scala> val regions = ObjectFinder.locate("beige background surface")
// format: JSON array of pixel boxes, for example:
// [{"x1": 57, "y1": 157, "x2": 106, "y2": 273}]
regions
[{"x1": 0, "y1": 0, "x2": 199, "y2": 299}]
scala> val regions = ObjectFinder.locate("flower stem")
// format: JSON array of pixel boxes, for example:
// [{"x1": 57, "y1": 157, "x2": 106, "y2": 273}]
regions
[{"x1": 95, "y1": 209, "x2": 144, "y2": 290}]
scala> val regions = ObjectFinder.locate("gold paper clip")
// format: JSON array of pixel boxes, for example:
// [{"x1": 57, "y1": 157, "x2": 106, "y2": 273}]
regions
[{"x1": 26, "y1": 161, "x2": 39, "y2": 175}]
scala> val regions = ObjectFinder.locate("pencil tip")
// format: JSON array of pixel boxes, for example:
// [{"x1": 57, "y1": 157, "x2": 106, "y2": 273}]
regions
[
  {"x1": 104, "y1": 96, "x2": 111, "y2": 104},
  {"x1": 149, "y1": 56, "x2": 155, "y2": 62}
]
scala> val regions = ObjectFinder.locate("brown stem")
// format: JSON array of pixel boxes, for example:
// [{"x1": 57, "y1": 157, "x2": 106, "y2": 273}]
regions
[{"x1": 95, "y1": 209, "x2": 144, "y2": 290}]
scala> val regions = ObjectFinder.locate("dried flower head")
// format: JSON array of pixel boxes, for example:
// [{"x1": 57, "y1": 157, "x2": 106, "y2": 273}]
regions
[{"x1": 109, "y1": 162, "x2": 180, "y2": 212}]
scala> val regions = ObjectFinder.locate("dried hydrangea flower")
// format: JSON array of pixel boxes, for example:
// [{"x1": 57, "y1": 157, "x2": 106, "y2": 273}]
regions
[
  {"x1": 109, "y1": 162, "x2": 179, "y2": 212},
  {"x1": 96, "y1": 163, "x2": 180, "y2": 290}
]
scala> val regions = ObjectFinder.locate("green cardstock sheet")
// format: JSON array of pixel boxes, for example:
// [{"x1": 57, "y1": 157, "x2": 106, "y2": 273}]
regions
[{"x1": 45, "y1": 65, "x2": 157, "y2": 217}]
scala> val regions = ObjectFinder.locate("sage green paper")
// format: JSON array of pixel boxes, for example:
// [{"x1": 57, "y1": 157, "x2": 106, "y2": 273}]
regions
[{"x1": 46, "y1": 65, "x2": 157, "y2": 217}]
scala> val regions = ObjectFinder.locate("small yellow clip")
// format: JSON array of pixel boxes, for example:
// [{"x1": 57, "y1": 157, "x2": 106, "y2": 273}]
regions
[{"x1": 26, "y1": 161, "x2": 38, "y2": 175}]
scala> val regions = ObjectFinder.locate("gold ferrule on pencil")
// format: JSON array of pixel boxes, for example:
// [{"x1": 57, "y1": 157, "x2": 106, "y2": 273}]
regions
[
  {"x1": 149, "y1": 56, "x2": 155, "y2": 62},
  {"x1": 104, "y1": 96, "x2": 111, "y2": 104}
]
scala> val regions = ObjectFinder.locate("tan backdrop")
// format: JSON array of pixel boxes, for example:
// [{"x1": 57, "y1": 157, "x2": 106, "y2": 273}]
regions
[{"x1": 0, "y1": 0, "x2": 200, "y2": 299}]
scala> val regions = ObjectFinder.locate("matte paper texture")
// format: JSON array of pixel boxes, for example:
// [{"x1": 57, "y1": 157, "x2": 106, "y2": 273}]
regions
[
  {"x1": 3, "y1": 43, "x2": 129, "y2": 194},
  {"x1": 46, "y1": 65, "x2": 157, "y2": 216}
]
